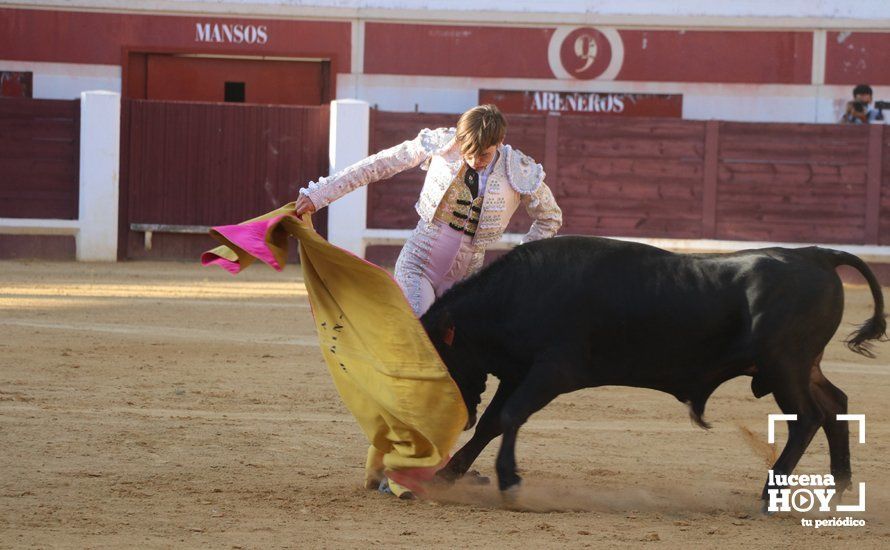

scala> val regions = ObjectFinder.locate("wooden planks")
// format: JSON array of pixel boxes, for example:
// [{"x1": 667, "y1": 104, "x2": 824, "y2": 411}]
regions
[
  {"x1": 124, "y1": 99, "x2": 329, "y2": 231},
  {"x1": 878, "y1": 125, "x2": 890, "y2": 245},
  {"x1": 556, "y1": 116, "x2": 705, "y2": 238},
  {"x1": 0, "y1": 98, "x2": 80, "y2": 219},
  {"x1": 366, "y1": 110, "x2": 455, "y2": 230},
  {"x1": 286, "y1": 108, "x2": 889, "y2": 246},
  {"x1": 716, "y1": 122, "x2": 870, "y2": 243}
]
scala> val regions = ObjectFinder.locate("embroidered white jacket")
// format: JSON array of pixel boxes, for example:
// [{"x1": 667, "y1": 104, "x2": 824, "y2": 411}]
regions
[{"x1": 299, "y1": 127, "x2": 562, "y2": 272}]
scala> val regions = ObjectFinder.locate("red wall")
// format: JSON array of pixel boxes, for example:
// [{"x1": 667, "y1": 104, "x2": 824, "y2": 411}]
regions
[
  {"x1": 826, "y1": 32, "x2": 890, "y2": 86},
  {"x1": 365, "y1": 24, "x2": 814, "y2": 84},
  {"x1": 144, "y1": 56, "x2": 328, "y2": 104},
  {"x1": 616, "y1": 30, "x2": 812, "y2": 84},
  {"x1": 0, "y1": 8, "x2": 351, "y2": 70},
  {"x1": 364, "y1": 24, "x2": 553, "y2": 79},
  {"x1": 5, "y1": 9, "x2": 890, "y2": 88}
]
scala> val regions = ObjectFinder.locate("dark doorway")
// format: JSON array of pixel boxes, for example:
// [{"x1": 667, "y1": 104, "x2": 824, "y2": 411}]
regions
[{"x1": 224, "y1": 81, "x2": 245, "y2": 103}]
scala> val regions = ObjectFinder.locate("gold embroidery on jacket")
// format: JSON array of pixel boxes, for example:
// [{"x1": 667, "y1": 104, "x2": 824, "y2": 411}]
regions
[{"x1": 433, "y1": 165, "x2": 484, "y2": 237}]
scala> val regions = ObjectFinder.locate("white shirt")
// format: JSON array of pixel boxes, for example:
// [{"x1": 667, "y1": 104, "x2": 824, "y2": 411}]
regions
[{"x1": 476, "y1": 150, "x2": 500, "y2": 197}]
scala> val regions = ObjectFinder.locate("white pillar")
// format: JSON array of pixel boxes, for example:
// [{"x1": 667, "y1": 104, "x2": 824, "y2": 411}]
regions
[
  {"x1": 326, "y1": 99, "x2": 370, "y2": 257},
  {"x1": 76, "y1": 91, "x2": 120, "y2": 261}
]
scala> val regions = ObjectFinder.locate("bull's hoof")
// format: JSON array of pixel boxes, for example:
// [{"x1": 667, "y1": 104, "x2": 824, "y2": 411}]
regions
[
  {"x1": 833, "y1": 477, "x2": 852, "y2": 500},
  {"x1": 500, "y1": 482, "x2": 523, "y2": 510},
  {"x1": 465, "y1": 469, "x2": 490, "y2": 486},
  {"x1": 434, "y1": 468, "x2": 460, "y2": 486}
]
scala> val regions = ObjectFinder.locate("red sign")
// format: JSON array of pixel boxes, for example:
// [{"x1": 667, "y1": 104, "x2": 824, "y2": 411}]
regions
[{"x1": 480, "y1": 89, "x2": 682, "y2": 117}]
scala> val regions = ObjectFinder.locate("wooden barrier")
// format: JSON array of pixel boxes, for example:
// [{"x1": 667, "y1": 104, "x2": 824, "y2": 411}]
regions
[
  {"x1": 0, "y1": 98, "x2": 80, "y2": 220},
  {"x1": 367, "y1": 110, "x2": 886, "y2": 246},
  {"x1": 121, "y1": 99, "x2": 330, "y2": 259}
]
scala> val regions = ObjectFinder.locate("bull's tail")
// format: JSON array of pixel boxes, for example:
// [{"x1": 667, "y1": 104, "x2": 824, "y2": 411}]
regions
[{"x1": 823, "y1": 249, "x2": 888, "y2": 357}]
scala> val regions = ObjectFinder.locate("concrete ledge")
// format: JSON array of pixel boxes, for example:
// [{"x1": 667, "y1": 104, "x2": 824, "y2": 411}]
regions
[
  {"x1": 129, "y1": 223, "x2": 213, "y2": 251},
  {"x1": 130, "y1": 223, "x2": 212, "y2": 234},
  {"x1": 0, "y1": 218, "x2": 79, "y2": 235},
  {"x1": 363, "y1": 228, "x2": 523, "y2": 250}
]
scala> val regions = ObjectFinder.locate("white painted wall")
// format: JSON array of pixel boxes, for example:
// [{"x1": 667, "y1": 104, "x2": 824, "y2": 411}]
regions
[
  {"x1": 325, "y1": 99, "x2": 370, "y2": 257},
  {"x1": 683, "y1": 94, "x2": 818, "y2": 123},
  {"x1": 28, "y1": 0, "x2": 890, "y2": 21},
  {"x1": 6, "y1": 60, "x2": 885, "y2": 124},
  {"x1": 77, "y1": 91, "x2": 121, "y2": 261},
  {"x1": 338, "y1": 74, "x2": 890, "y2": 123},
  {"x1": 339, "y1": 74, "x2": 479, "y2": 113}
]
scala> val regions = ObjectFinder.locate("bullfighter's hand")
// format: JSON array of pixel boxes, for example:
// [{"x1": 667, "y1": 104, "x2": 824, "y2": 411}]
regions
[{"x1": 295, "y1": 195, "x2": 317, "y2": 218}]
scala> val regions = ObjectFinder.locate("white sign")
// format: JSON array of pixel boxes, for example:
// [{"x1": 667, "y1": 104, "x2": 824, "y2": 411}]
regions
[
  {"x1": 195, "y1": 23, "x2": 269, "y2": 45},
  {"x1": 532, "y1": 92, "x2": 625, "y2": 113}
]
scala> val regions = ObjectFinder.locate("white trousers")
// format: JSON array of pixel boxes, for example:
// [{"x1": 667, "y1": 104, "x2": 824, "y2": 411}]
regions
[{"x1": 394, "y1": 220, "x2": 476, "y2": 317}]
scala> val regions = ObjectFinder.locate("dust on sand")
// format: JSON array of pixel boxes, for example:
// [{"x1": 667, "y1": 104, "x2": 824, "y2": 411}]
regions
[{"x1": 1, "y1": 260, "x2": 889, "y2": 548}]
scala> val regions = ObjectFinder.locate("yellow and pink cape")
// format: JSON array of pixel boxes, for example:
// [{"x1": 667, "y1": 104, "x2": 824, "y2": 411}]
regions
[{"x1": 202, "y1": 203, "x2": 467, "y2": 496}]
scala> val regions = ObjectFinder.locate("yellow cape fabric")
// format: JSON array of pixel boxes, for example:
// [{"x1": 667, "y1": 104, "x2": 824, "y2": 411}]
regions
[{"x1": 204, "y1": 203, "x2": 468, "y2": 483}]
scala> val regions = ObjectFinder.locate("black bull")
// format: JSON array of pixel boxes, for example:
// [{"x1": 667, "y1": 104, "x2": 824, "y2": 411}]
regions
[{"x1": 420, "y1": 236, "x2": 886, "y2": 502}]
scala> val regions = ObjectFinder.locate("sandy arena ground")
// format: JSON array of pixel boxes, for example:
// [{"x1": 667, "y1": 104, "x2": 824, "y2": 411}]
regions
[{"x1": 1, "y1": 259, "x2": 889, "y2": 549}]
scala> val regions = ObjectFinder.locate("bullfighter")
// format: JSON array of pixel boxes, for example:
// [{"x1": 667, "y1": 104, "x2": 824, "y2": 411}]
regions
[{"x1": 295, "y1": 104, "x2": 563, "y2": 317}]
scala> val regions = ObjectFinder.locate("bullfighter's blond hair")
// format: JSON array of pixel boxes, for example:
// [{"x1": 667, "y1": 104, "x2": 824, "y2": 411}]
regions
[{"x1": 456, "y1": 104, "x2": 507, "y2": 159}]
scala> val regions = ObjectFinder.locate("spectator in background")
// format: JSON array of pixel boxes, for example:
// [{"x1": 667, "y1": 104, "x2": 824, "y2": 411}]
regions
[{"x1": 842, "y1": 84, "x2": 884, "y2": 124}]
